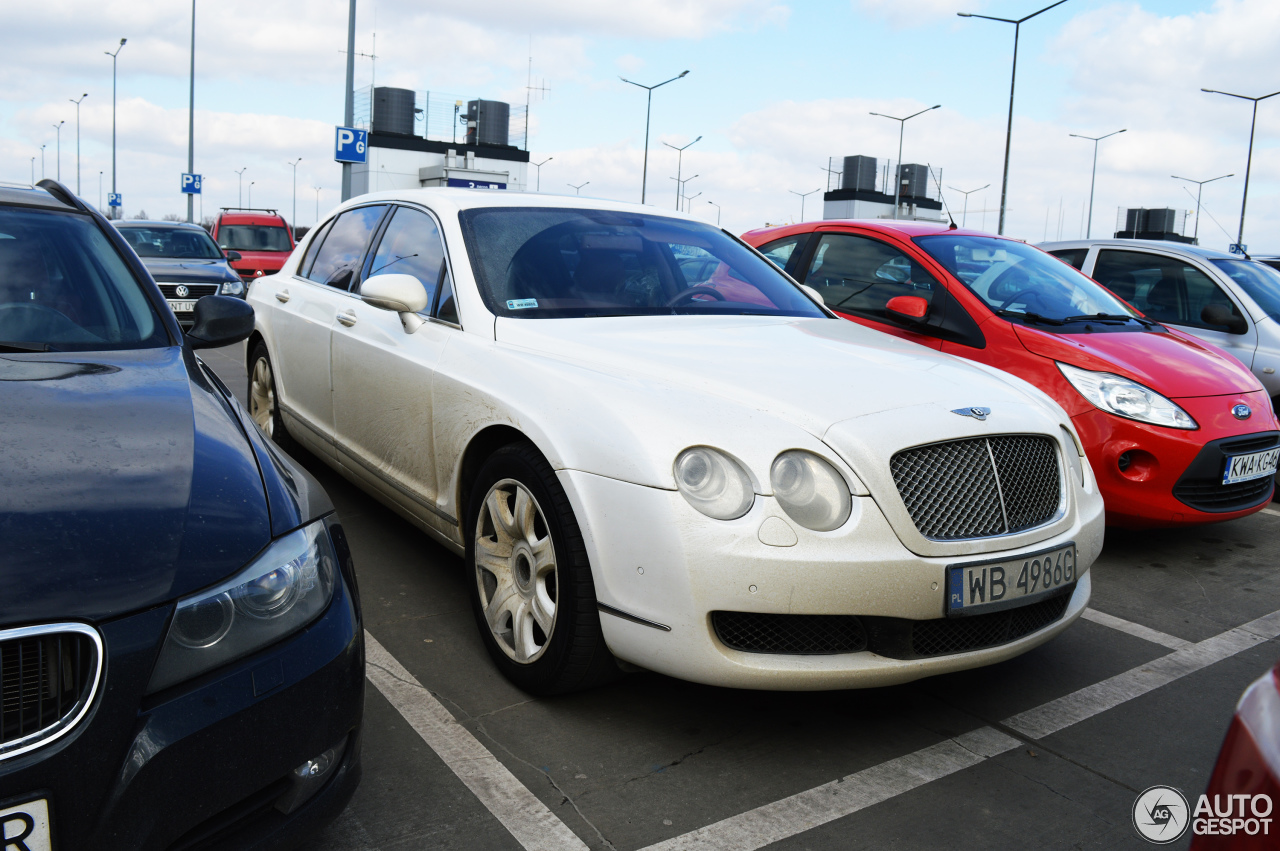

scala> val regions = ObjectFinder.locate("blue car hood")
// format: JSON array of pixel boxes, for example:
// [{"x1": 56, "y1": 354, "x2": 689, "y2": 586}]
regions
[
  {"x1": 142, "y1": 257, "x2": 240, "y2": 285},
  {"x1": 0, "y1": 346, "x2": 272, "y2": 625}
]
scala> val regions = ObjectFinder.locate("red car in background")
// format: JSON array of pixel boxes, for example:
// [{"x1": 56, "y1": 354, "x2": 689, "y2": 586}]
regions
[
  {"x1": 740, "y1": 221, "x2": 1279, "y2": 528},
  {"x1": 211, "y1": 207, "x2": 295, "y2": 283}
]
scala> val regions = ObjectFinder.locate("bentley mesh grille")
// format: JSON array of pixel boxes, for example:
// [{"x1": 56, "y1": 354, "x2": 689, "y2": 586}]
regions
[
  {"x1": 0, "y1": 625, "x2": 101, "y2": 761},
  {"x1": 890, "y1": 435, "x2": 1062, "y2": 540},
  {"x1": 711, "y1": 612, "x2": 868, "y2": 655},
  {"x1": 908, "y1": 591, "x2": 1072, "y2": 658}
]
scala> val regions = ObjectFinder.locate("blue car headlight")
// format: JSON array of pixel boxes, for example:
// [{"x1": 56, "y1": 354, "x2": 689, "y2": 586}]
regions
[
  {"x1": 220, "y1": 278, "x2": 245, "y2": 296},
  {"x1": 147, "y1": 519, "x2": 337, "y2": 693}
]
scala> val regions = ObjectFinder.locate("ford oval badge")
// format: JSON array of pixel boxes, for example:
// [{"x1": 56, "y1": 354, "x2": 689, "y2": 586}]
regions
[
  {"x1": 1232, "y1": 404, "x2": 1251, "y2": 420},
  {"x1": 952, "y1": 407, "x2": 991, "y2": 421}
]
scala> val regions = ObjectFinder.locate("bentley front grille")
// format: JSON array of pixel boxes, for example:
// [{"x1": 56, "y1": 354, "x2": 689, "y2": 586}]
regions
[{"x1": 890, "y1": 435, "x2": 1062, "y2": 540}]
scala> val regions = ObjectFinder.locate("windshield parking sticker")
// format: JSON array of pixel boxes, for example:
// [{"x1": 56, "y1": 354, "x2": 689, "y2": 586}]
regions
[{"x1": 506, "y1": 299, "x2": 538, "y2": 310}]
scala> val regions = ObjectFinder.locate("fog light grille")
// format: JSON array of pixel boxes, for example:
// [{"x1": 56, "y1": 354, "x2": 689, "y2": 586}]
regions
[
  {"x1": 909, "y1": 592, "x2": 1071, "y2": 657},
  {"x1": 711, "y1": 612, "x2": 867, "y2": 655}
]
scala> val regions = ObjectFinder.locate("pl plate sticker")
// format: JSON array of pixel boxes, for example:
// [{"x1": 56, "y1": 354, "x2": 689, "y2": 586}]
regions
[
  {"x1": 1133, "y1": 785, "x2": 1190, "y2": 843},
  {"x1": 507, "y1": 299, "x2": 538, "y2": 310}
]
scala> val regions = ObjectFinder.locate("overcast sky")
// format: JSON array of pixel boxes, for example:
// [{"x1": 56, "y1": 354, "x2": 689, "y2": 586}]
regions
[{"x1": 4, "y1": 0, "x2": 1277, "y2": 250}]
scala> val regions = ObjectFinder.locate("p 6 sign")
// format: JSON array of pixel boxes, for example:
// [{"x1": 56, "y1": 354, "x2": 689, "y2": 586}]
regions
[{"x1": 334, "y1": 127, "x2": 368, "y2": 164}]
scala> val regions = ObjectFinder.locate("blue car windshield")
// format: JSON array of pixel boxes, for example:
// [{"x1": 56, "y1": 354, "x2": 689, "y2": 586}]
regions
[
  {"x1": 916, "y1": 234, "x2": 1137, "y2": 325},
  {"x1": 117, "y1": 224, "x2": 224, "y2": 259},
  {"x1": 457, "y1": 207, "x2": 827, "y2": 319},
  {"x1": 0, "y1": 207, "x2": 167, "y2": 351},
  {"x1": 1210, "y1": 259, "x2": 1280, "y2": 321}
]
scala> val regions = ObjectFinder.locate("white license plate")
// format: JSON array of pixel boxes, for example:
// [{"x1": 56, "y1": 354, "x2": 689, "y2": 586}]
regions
[
  {"x1": 1223, "y1": 448, "x2": 1280, "y2": 484},
  {"x1": 0, "y1": 798, "x2": 52, "y2": 851},
  {"x1": 167, "y1": 299, "x2": 198, "y2": 313},
  {"x1": 947, "y1": 543, "x2": 1076, "y2": 616}
]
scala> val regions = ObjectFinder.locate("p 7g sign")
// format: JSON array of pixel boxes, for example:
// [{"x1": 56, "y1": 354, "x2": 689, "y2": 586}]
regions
[{"x1": 334, "y1": 127, "x2": 368, "y2": 164}]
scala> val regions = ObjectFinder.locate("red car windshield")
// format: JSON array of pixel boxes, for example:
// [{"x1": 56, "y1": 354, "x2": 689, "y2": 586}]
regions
[
  {"x1": 917, "y1": 234, "x2": 1139, "y2": 326},
  {"x1": 217, "y1": 224, "x2": 291, "y2": 253}
]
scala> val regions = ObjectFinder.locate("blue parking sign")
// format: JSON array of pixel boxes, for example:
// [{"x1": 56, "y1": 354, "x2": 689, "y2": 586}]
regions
[
  {"x1": 107, "y1": 193, "x2": 122, "y2": 208},
  {"x1": 181, "y1": 173, "x2": 202, "y2": 194},
  {"x1": 334, "y1": 127, "x2": 367, "y2": 164}
]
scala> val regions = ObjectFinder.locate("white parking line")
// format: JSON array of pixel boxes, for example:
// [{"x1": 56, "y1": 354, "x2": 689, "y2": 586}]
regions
[
  {"x1": 366, "y1": 609, "x2": 1280, "y2": 851},
  {"x1": 1080, "y1": 607, "x2": 1193, "y2": 650},
  {"x1": 1261, "y1": 507, "x2": 1280, "y2": 518},
  {"x1": 363, "y1": 632, "x2": 590, "y2": 851}
]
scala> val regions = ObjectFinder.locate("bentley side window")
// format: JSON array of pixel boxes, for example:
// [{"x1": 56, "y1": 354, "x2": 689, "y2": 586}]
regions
[
  {"x1": 365, "y1": 207, "x2": 449, "y2": 316},
  {"x1": 306, "y1": 205, "x2": 387, "y2": 290}
]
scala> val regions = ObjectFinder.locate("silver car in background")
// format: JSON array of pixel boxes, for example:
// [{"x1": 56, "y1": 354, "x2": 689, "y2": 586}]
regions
[{"x1": 1040, "y1": 239, "x2": 1280, "y2": 414}]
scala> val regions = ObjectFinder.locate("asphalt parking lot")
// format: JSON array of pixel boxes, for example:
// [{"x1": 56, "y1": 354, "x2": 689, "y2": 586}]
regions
[{"x1": 199, "y1": 341, "x2": 1280, "y2": 851}]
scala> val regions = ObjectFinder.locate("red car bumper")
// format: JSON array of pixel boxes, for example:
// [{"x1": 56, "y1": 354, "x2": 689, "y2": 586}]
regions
[{"x1": 1072, "y1": 390, "x2": 1278, "y2": 529}]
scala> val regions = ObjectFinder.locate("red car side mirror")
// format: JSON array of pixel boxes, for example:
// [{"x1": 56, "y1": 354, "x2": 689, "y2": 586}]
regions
[{"x1": 886, "y1": 295, "x2": 928, "y2": 322}]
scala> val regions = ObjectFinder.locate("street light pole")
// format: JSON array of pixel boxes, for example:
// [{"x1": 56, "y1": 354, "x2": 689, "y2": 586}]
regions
[
  {"x1": 187, "y1": 0, "x2": 196, "y2": 223},
  {"x1": 70, "y1": 94, "x2": 87, "y2": 194},
  {"x1": 567, "y1": 181, "x2": 590, "y2": 195},
  {"x1": 105, "y1": 38, "x2": 126, "y2": 219},
  {"x1": 1201, "y1": 87, "x2": 1280, "y2": 250},
  {"x1": 1172, "y1": 173, "x2": 1233, "y2": 241},
  {"x1": 788, "y1": 188, "x2": 821, "y2": 223},
  {"x1": 619, "y1": 71, "x2": 690, "y2": 204},
  {"x1": 314, "y1": 186, "x2": 321, "y2": 223},
  {"x1": 235, "y1": 168, "x2": 246, "y2": 207},
  {"x1": 662, "y1": 136, "x2": 701, "y2": 209},
  {"x1": 1069, "y1": 128, "x2": 1125, "y2": 238},
  {"x1": 958, "y1": 1, "x2": 1068, "y2": 235},
  {"x1": 947, "y1": 184, "x2": 990, "y2": 228},
  {"x1": 52, "y1": 122, "x2": 64, "y2": 182},
  {"x1": 669, "y1": 174, "x2": 698, "y2": 210},
  {"x1": 40, "y1": 145, "x2": 45, "y2": 180},
  {"x1": 341, "y1": 0, "x2": 357, "y2": 202},
  {"x1": 248, "y1": 181, "x2": 255, "y2": 208},
  {"x1": 288, "y1": 158, "x2": 301, "y2": 233},
  {"x1": 870, "y1": 105, "x2": 940, "y2": 220},
  {"x1": 531, "y1": 157, "x2": 552, "y2": 191},
  {"x1": 707, "y1": 200, "x2": 721, "y2": 226}
]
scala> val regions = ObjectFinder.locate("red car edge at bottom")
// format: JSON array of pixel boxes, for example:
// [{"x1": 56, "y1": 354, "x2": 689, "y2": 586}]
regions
[{"x1": 741, "y1": 220, "x2": 1278, "y2": 529}]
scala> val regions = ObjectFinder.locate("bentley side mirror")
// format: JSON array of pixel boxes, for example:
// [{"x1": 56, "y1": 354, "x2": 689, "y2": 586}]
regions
[
  {"x1": 185, "y1": 295, "x2": 254, "y2": 350},
  {"x1": 886, "y1": 295, "x2": 929, "y2": 324},
  {"x1": 224, "y1": 250, "x2": 242, "y2": 262},
  {"x1": 1201, "y1": 303, "x2": 1248, "y2": 335},
  {"x1": 801, "y1": 284, "x2": 824, "y2": 305},
  {"x1": 361, "y1": 273, "x2": 430, "y2": 333}
]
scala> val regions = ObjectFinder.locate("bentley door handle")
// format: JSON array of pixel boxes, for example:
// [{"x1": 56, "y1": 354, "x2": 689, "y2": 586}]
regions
[
  {"x1": 336, "y1": 310, "x2": 358, "y2": 327},
  {"x1": 275, "y1": 289, "x2": 290, "y2": 303}
]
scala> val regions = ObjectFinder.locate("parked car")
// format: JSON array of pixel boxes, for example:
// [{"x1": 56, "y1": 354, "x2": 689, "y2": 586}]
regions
[
  {"x1": 0, "y1": 181, "x2": 363, "y2": 849},
  {"x1": 113, "y1": 219, "x2": 245, "y2": 327},
  {"x1": 1255, "y1": 255, "x2": 1280, "y2": 274},
  {"x1": 1041, "y1": 239, "x2": 1280, "y2": 417},
  {"x1": 212, "y1": 207, "x2": 296, "y2": 283},
  {"x1": 742, "y1": 222, "x2": 1279, "y2": 528},
  {"x1": 248, "y1": 188, "x2": 1104, "y2": 695},
  {"x1": 1191, "y1": 660, "x2": 1279, "y2": 850}
]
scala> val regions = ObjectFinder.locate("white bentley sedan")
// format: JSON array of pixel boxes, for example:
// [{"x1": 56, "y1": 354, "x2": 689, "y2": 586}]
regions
[{"x1": 246, "y1": 189, "x2": 1104, "y2": 693}]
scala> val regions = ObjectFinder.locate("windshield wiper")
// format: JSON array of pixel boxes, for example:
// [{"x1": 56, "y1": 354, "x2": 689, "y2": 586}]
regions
[
  {"x1": 0, "y1": 341, "x2": 50, "y2": 353},
  {"x1": 1063, "y1": 313, "x2": 1157, "y2": 328},
  {"x1": 995, "y1": 309, "x2": 1066, "y2": 326}
]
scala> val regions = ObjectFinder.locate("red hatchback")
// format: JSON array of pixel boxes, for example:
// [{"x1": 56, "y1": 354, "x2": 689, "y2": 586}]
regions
[
  {"x1": 211, "y1": 207, "x2": 295, "y2": 283},
  {"x1": 742, "y1": 221, "x2": 1279, "y2": 528}
]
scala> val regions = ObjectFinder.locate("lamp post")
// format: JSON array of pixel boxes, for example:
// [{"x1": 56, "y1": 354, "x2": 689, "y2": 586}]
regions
[
  {"x1": 288, "y1": 158, "x2": 301, "y2": 233},
  {"x1": 947, "y1": 184, "x2": 990, "y2": 228},
  {"x1": 1068, "y1": 128, "x2": 1125, "y2": 238},
  {"x1": 235, "y1": 168, "x2": 246, "y2": 207},
  {"x1": 662, "y1": 135, "x2": 701, "y2": 210},
  {"x1": 670, "y1": 174, "x2": 698, "y2": 210},
  {"x1": 341, "y1": 0, "x2": 356, "y2": 201},
  {"x1": 30, "y1": 157, "x2": 35, "y2": 184},
  {"x1": 248, "y1": 181, "x2": 255, "y2": 208},
  {"x1": 314, "y1": 186, "x2": 322, "y2": 223},
  {"x1": 619, "y1": 70, "x2": 690, "y2": 204},
  {"x1": 869, "y1": 106, "x2": 939, "y2": 219},
  {"x1": 1172, "y1": 173, "x2": 1233, "y2": 241},
  {"x1": 684, "y1": 191, "x2": 701, "y2": 213},
  {"x1": 70, "y1": 94, "x2": 87, "y2": 194},
  {"x1": 958, "y1": 1, "x2": 1068, "y2": 234},
  {"x1": 99, "y1": 171, "x2": 103, "y2": 212},
  {"x1": 1201, "y1": 87, "x2": 1280, "y2": 250},
  {"x1": 789, "y1": 188, "x2": 821, "y2": 223},
  {"x1": 707, "y1": 200, "x2": 721, "y2": 226},
  {"x1": 40, "y1": 145, "x2": 45, "y2": 179},
  {"x1": 105, "y1": 38, "x2": 126, "y2": 219},
  {"x1": 186, "y1": 0, "x2": 196, "y2": 222},
  {"x1": 567, "y1": 181, "x2": 589, "y2": 195},
  {"x1": 52, "y1": 121, "x2": 64, "y2": 182},
  {"x1": 531, "y1": 157, "x2": 552, "y2": 191}
]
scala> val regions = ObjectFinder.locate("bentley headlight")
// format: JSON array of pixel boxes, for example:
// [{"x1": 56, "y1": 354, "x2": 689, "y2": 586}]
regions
[
  {"x1": 147, "y1": 519, "x2": 337, "y2": 693},
  {"x1": 674, "y1": 447, "x2": 755, "y2": 520},
  {"x1": 221, "y1": 278, "x2": 245, "y2": 296},
  {"x1": 770, "y1": 450, "x2": 852, "y2": 531},
  {"x1": 1057, "y1": 362, "x2": 1197, "y2": 430}
]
